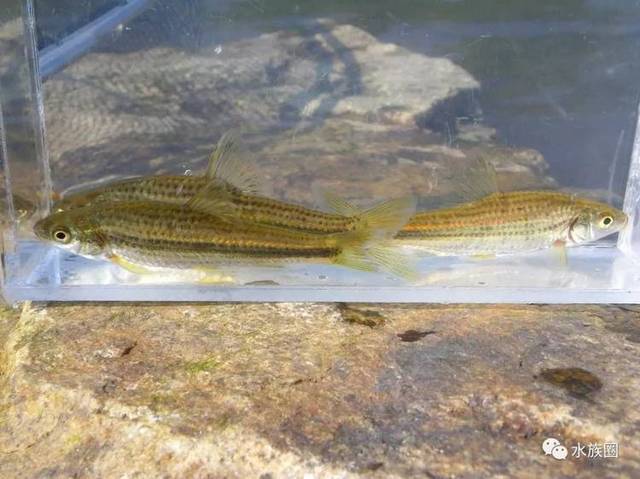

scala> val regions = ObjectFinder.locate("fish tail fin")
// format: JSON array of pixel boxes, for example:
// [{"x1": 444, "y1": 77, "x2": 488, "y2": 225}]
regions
[
  {"x1": 334, "y1": 245, "x2": 377, "y2": 273},
  {"x1": 334, "y1": 238, "x2": 417, "y2": 280},
  {"x1": 330, "y1": 195, "x2": 417, "y2": 279},
  {"x1": 313, "y1": 187, "x2": 417, "y2": 278},
  {"x1": 366, "y1": 243, "x2": 418, "y2": 281},
  {"x1": 357, "y1": 196, "x2": 417, "y2": 238},
  {"x1": 314, "y1": 187, "x2": 416, "y2": 238}
]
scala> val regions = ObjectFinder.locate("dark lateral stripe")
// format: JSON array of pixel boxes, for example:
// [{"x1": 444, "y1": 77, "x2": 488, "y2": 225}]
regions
[
  {"x1": 407, "y1": 193, "x2": 575, "y2": 225},
  {"x1": 396, "y1": 216, "x2": 571, "y2": 239},
  {"x1": 107, "y1": 233, "x2": 339, "y2": 258},
  {"x1": 234, "y1": 195, "x2": 351, "y2": 229}
]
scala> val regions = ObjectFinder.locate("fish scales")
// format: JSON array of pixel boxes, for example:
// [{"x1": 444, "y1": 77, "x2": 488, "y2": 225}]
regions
[
  {"x1": 58, "y1": 175, "x2": 358, "y2": 234},
  {"x1": 42, "y1": 181, "x2": 417, "y2": 278},
  {"x1": 400, "y1": 193, "x2": 574, "y2": 235},
  {"x1": 395, "y1": 191, "x2": 625, "y2": 256},
  {"x1": 54, "y1": 133, "x2": 413, "y2": 236},
  {"x1": 95, "y1": 202, "x2": 343, "y2": 260}
]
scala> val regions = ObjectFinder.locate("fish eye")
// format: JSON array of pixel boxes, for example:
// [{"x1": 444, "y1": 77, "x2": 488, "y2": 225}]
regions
[
  {"x1": 53, "y1": 228, "x2": 71, "y2": 243},
  {"x1": 599, "y1": 215, "x2": 614, "y2": 228}
]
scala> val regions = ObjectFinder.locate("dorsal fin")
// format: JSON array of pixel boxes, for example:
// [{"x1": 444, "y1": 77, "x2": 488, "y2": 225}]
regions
[
  {"x1": 205, "y1": 131, "x2": 266, "y2": 195},
  {"x1": 185, "y1": 179, "x2": 240, "y2": 221},
  {"x1": 419, "y1": 154, "x2": 499, "y2": 210},
  {"x1": 205, "y1": 131, "x2": 238, "y2": 178},
  {"x1": 462, "y1": 154, "x2": 498, "y2": 200}
]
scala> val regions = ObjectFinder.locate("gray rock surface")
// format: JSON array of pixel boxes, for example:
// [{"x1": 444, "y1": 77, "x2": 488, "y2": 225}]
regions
[
  {"x1": 38, "y1": 19, "x2": 552, "y2": 203},
  {"x1": 0, "y1": 14, "x2": 556, "y2": 213},
  {"x1": 0, "y1": 302, "x2": 639, "y2": 478},
  {"x1": 44, "y1": 20, "x2": 478, "y2": 173}
]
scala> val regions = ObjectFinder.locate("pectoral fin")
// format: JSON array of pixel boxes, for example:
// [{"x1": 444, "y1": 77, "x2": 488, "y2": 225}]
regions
[
  {"x1": 552, "y1": 240, "x2": 568, "y2": 267},
  {"x1": 195, "y1": 267, "x2": 235, "y2": 284},
  {"x1": 109, "y1": 254, "x2": 154, "y2": 274},
  {"x1": 470, "y1": 253, "x2": 497, "y2": 261}
]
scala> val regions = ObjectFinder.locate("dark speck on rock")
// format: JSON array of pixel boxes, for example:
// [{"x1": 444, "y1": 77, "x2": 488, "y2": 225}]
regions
[
  {"x1": 100, "y1": 378, "x2": 118, "y2": 395},
  {"x1": 397, "y1": 329, "x2": 436, "y2": 342},
  {"x1": 94, "y1": 339, "x2": 137, "y2": 359},
  {"x1": 625, "y1": 332, "x2": 640, "y2": 343},
  {"x1": 362, "y1": 461, "x2": 384, "y2": 471},
  {"x1": 537, "y1": 367, "x2": 603, "y2": 399}
]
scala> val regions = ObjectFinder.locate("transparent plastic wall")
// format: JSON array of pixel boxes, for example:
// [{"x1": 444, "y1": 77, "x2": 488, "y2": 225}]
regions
[{"x1": 1, "y1": 0, "x2": 640, "y2": 302}]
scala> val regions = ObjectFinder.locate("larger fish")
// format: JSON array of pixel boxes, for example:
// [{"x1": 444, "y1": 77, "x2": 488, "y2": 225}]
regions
[
  {"x1": 53, "y1": 133, "x2": 374, "y2": 235},
  {"x1": 395, "y1": 191, "x2": 627, "y2": 256},
  {"x1": 35, "y1": 195, "x2": 416, "y2": 279}
]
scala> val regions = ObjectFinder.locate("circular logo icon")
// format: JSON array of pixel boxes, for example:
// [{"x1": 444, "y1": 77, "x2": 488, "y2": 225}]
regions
[
  {"x1": 542, "y1": 438, "x2": 561, "y2": 455},
  {"x1": 551, "y1": 445, "x2": 568, "y2": 460}
]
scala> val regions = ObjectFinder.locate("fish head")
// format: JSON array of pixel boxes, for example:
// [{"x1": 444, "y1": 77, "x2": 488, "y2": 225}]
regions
[
  {"x1": 569, "y1": 201, "x2": 628, "y2": 244},
  {"x1": 34, "y1": 208, "x2": 107, "y2": 257}
]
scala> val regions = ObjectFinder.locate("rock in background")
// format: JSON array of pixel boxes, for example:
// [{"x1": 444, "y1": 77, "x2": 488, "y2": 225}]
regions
[{"x1": 42, "y1": 19, "x2": 555, "y2": 204}]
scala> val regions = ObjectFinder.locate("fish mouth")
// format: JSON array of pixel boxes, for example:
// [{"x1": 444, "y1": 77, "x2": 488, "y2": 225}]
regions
[{"x1": 622, "y1": 214, "x2": 629, "y2": 229}]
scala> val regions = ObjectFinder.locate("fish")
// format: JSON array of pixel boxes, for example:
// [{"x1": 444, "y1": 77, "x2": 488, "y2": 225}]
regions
[
  {"x1": 34, "y1": 194, "x2": 416, "y2": 279},
  {"x1": 52, "y1": 133, "x2": 395, "y2": 235},
  {"x1": 395, "y1": 158, "x2": 627, "y2": 257},
  {"x1": 1, "y1": 191, "x2": 36, "y2": 226}
]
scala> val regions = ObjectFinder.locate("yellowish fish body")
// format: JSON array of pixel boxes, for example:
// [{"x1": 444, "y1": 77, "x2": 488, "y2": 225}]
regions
[
  {"x1": 53, "y1": 133, "x2": 364, "y2": 234},
  {"x1": 55, "y1": 175, "x2": 360, "y2": 234},
  {"x1": 51, "y1": 133, "x2": 626, "y2": 261},
  {"x1": 395, "y1": 191, "x2": 627, "y2": 256},
  {"x1": 35, "y1": 198, "x2": 415, "y2": 278}
]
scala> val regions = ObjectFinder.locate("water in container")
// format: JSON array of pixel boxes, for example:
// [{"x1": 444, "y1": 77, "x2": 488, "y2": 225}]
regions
[{"x1": 1, "y1": 0, "x2": 640, "y2": 302}]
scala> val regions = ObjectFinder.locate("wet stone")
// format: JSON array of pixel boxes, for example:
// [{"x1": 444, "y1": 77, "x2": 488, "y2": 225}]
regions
[{"x1": 1, "y1": 303, "x2": 637, "y2": 477}]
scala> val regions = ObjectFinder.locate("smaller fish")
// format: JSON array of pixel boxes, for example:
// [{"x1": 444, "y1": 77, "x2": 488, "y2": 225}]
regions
[
  {"x1": 395, "y1": 158, "x2": 627, "y2": 257},
  {"x1": 397, "y1": 191, "x2": 627, "y2": 256}
]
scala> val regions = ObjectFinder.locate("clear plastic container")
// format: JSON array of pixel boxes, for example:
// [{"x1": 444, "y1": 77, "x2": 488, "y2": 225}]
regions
[{"x1": 2, "y1": 0, "x2": 640, "y2": 303}]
